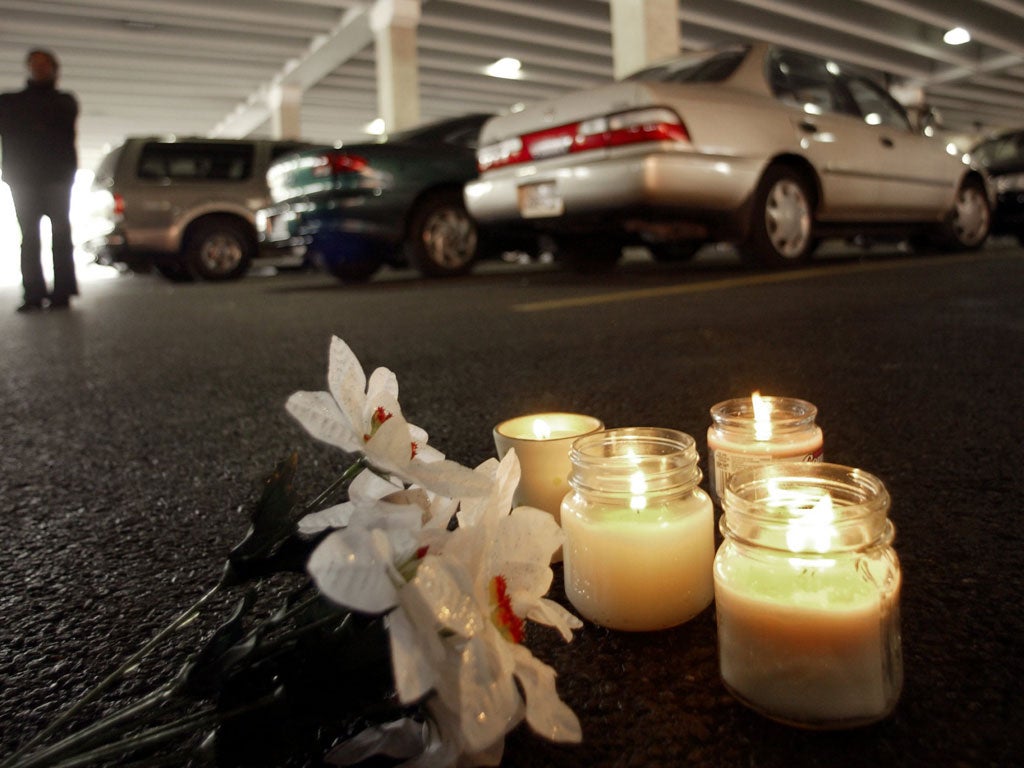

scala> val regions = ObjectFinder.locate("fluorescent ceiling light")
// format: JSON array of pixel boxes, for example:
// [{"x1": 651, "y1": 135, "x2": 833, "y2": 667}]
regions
[
  {"x1": 943, "y1": 27, "x2": 971, "y2": 45},
  {"x1": 485, "y1": 57, "x2": 522, "y2": 79}
]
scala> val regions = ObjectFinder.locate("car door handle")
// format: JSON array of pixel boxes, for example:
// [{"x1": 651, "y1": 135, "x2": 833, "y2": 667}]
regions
[{"x1": 880, "y1": 136, "x2": 895, "y2": 148}]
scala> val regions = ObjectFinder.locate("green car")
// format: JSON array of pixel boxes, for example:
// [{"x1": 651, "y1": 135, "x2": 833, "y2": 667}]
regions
[{"x1": 259, "y1": 113, "x2": 517, "y2": 281}]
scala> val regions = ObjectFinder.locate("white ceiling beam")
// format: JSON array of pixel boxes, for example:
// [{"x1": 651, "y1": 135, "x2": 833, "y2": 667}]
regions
[{"x1": 210, "y1": 4, "x2": 374, "y2": 138}]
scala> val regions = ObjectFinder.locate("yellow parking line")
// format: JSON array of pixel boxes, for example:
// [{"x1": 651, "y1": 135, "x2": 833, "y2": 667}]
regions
[{"x1": 512, "y1": 251, "x2": 1001, "y2": 312}]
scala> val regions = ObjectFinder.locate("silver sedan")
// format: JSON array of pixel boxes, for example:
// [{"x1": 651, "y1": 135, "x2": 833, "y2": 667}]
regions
[{"x1": 465, "y1": 41, "x2": 991, "y2": 269}]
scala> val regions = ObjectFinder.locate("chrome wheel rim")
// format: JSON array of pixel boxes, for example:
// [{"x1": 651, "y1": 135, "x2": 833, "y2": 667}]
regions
[
  {"x1": 199, "y1": 234, "x2": 243, "y2": 274},
  {"x1": 422, "y1": 208, "x2": 477, "y2": 269},
  {"x1": 952, "y1": 186, "x2": 990, "y2": 246},
  {"x1": 765, "y1": 179, "x2": 811, "y2": 259}
]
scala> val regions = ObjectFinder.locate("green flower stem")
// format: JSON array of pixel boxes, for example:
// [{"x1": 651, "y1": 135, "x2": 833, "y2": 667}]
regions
[
  {"x1": 5, "y1": 685, "x2": 174, "y2": 768},
  {"x1": 2, "y1": 584, "x2": 221, "y2": 768},
  {"x1": 16, "y1": 693, "x2": 277, "y2": 768},
  {"x1": 303, "y1": 455, "x2": 369, "y2": 513}
]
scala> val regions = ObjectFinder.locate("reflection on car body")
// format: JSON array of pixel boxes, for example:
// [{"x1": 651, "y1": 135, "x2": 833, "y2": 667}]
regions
[
  {"x1": 259, "y1": 113, "x2": 534, "y2": 282},
  {"x1": 466, "y1": 41, "x2": 992, "y2": 270}
]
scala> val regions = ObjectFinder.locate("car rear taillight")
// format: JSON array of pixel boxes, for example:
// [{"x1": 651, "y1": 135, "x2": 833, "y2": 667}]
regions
[
  {"x1": 112, "y1": 193, "x2": 125, "y2": 216},
  {"x1": 312, "y1": 151, "x2": 369, "y2": 177},
  {"x1": 477, "y1": 107, "x2": 689, "y2": 172}
]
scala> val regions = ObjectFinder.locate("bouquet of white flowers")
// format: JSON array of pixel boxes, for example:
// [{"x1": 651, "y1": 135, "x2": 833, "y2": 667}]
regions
[{"x1": 3, "y1": 337, "x2": 582, "y2": 768}]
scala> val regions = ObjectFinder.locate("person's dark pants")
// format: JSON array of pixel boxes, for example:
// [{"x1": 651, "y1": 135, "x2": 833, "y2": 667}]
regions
[{"x1": 10, "y1": 181, "x2": 78, "y2": 305}]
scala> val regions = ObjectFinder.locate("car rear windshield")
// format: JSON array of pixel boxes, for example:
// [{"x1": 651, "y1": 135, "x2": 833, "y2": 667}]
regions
[
  {"x1": 137, "y1": 142, "x2": 254, "y2": 181},
  {"x1": 627, "y1": 46, "x2": 747, "y2": 84}
]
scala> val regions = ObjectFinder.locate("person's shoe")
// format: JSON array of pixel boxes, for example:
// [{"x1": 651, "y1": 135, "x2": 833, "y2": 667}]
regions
[
  {"x1": 16, "y1": 300, "x2": 44, "y2": 313},
  {"x1": 48, "y1": 297, "x2": 70, "y2": 310}
]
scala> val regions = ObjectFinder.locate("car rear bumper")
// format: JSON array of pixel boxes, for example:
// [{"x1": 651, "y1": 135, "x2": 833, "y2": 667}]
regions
[{"x1": 465, "y1": 151, "x2": 763, "y2": 234}]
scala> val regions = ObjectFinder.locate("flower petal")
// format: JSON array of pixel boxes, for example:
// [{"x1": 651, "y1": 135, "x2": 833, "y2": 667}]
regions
[
  {"x1": 523, "y1": 597, "x2": 584, "y2": 642},
  {"x1": 455, "y1": 635, "x2": 523, "y2": 754},
  {"x1": 365, "y1": 365, "x2": 401, "y2": 414},
  {"x1": 412, "y1": 558, "x2": 487, "y2": 638},
  {"x1": 297, "y1": 501, "x2": 354, "y2": 534},
  {"x1": 511, "y1": 645, "x2": 582, "y2": 744},
  {"x1": 387, "y1": 588, "x2": 444, "y2": 705},
  {"x1": 285, "y1": 390, "x2": 362, "y2": 453},
  {"x1": 491, "y1": 506, "x2": 564, "y2": 572},
  {"x1": 403, "y1": 458, "x2": 493, "y2": 500},
  {"x1": 327, "y1": 336, "x2": 369, "y2": 431},
  {"x1": 307, "y1": 528, "x2": 398, "y2": 613}
]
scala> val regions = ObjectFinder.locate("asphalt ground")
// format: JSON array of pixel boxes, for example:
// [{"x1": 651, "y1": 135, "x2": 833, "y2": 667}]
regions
[{"x1": 1, "y1": 242, "x2": 1022, "y2": 767}]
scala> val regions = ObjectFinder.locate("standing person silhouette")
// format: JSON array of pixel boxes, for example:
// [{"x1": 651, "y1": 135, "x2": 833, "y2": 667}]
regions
[{"x1": 0, "y1": 48, "x2": 79, "y2": 312}]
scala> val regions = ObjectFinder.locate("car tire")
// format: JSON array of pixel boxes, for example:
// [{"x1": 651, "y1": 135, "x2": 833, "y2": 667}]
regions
[
  {"x1": 648, "y1": 241, "x2": 704, "y2": 262},
  {"x1": 155, "y1": 260, "x2": 195, "y2": 282},
  {"x1": 929, "y1": 177, "x2": 991, "y2": 252},
  {"x1": 740, "y1": 165, "x2": 815, "y2": 268},
  {"x1": 556, "y1": 235, "x2": 623, "y2": 273},
  {"x1": 184, "y1": 217, "x2": 254, "y2": 281},
  {"x1": 324, "y1": 256, "x2": 380, "y2": 283},
  {"x1": 405, "y1": 190, "x2": 479, "y2": 277}
]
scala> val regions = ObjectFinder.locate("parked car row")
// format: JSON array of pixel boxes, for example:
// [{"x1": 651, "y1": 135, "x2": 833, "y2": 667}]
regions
[
  {"x1": 86, "y1": 40, "x2": 1008, "y2": 283},
  {"x1": 85, "y1": 137, "x2": 308, "y2": 281}
]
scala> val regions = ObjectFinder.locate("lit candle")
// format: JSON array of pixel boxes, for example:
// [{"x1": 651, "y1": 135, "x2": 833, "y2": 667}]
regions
[
  {"x1": 707, "y1": 393, "x2": 824, "y2": 501},
  {"x1": 492, "y1": 412, "x2": 604, "y2": 521},
  {"x1": 714, "y1": 463, "x2": 903, "y2": 728},
  {"x1": 561, "y1": 428, "x2": 714, "y2": 631}
]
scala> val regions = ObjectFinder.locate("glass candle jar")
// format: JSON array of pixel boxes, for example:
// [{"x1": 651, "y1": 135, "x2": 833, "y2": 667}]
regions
[
  {"x1": 561, "y1": 428, "x2": 714, "y2": 631},
  {"x1": 713, "y1": 463, "x2": 903, "y2": 729},
  {"x1": 707, "y1": 395, "x2": 824, "y2": 501}
]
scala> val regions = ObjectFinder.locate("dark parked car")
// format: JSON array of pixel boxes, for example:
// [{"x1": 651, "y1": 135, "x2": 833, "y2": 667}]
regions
[
  {"x1": 86, "y1": 137, "x2": 308, "y2": 281},
  {"x1": 259, "y1": 113, "x2": 520, "y2": 281},
  {"x1": 969, "y1": 129, "x2": 1024, "y2": 244}
]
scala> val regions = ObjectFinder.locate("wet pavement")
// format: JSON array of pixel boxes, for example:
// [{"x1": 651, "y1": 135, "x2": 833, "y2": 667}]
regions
[{"x1": 1, "y1": 245, "x2": 1022, "y2": 766}]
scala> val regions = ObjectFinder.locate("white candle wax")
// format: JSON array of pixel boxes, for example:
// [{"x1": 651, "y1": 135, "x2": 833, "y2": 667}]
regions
[
  {"x1": 492, "y1": 412, "x2": 604, "y2": 522},
  {"x1": 562, "y1": 495, "x2": 714, "y2": 631},
  {"x1": 714, "y1": 553, "x2": 901, "y2": 726}
]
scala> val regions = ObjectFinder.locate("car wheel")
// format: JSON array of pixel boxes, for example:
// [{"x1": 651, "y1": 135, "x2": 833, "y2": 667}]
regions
[
  {"x1": 405, "y1": 190, "x2": 479, "y2": 277},
  {"x1": 648, "y1": 241, "x2": 704, "y2": 262},
  {"x1": 555, "y1": 235, "x2": 623, "y2": 273},
  {"x1": 931, "y1": 177, "x2": 991, "y2": 251},
  {"x1": 740, "y1": 166, "x2": 814, "y2": 268},
  {"x1": 185, "y1": 218, "x2": 254, "y2": 281},
  {"x1": 324, "y1": 256, "x2": 380, "y2": 283},
  {"x1": 154, "y1": 260, "x2": 195, "y2": 282}
]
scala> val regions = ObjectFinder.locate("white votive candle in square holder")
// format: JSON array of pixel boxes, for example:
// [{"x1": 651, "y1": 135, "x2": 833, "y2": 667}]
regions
[{"x1": 492, "y1": 412, "x2": 604, "y2": 522}]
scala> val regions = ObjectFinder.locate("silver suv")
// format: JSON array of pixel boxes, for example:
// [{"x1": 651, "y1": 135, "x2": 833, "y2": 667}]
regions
[{"x1": 86, "y1": 137, "x2": 307, "y2": 281}]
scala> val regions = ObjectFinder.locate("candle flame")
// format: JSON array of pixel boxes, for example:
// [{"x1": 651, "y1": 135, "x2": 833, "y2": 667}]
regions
[
  {"x1": 532, "y1": 418, "x2": 552, "y2": 440},
  {"x1": 786, "y1": 492, "x2": 835, "y2": 553},
  {"x1": 752, "y1": 391, "x2": 773, "y2": 441},
  {"x1": 629, "y1": 469, "x2": 647, "y2": 511}
]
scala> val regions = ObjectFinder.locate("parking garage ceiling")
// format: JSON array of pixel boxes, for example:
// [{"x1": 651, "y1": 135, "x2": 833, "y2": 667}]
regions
[{"x1": 3, "y1": 0, "x2": 1024, "y2": 172}]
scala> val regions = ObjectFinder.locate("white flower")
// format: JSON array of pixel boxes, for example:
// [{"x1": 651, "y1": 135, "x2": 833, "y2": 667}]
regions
[
  {"x1": 306, "y1": 433, "x2": 582, "y2": 766},
  {"x1": 286, "y1": 336, "x2": 489, "y2": 498},
  {"x1": 389, "y1": 454, "x2": 583, "y2": 758}
]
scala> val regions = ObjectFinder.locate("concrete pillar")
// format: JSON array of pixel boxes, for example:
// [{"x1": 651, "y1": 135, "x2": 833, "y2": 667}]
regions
[
  {"x1": 609, "y1": 0, "x2": 680, "y2": 80},
  {"x1": 269, "y1": 82, "x2": 303, "y2": 139},
  {"x1": 370, "y1": 0, "x2": 421, "y2": 133}
]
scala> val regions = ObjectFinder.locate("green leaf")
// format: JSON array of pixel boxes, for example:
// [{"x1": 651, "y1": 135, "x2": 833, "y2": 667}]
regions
[{"x1": 221, "y1": 454, "x2": 304, "y2": 587}]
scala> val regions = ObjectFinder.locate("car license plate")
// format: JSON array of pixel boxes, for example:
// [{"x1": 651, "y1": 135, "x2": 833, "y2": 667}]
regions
[{"x1": 518, "y1": 182, "x2": 564, "y2": 218}]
